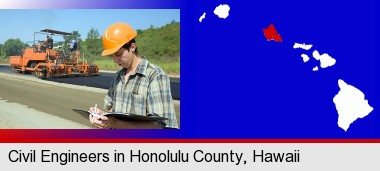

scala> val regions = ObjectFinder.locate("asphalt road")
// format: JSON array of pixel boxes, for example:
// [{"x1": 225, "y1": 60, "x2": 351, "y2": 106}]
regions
[
  {"x1": 0, "y1": 73, "x2": 104, "y2": 127},
  {"x1": 0, "y1": 64, "x2": 180, "y2": 100}
]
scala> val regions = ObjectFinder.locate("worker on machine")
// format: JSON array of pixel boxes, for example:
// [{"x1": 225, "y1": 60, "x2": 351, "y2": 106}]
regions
[
  {"x1": 41, "y1": 36, "x2": 53, "y2": 52},
  {"x1": 46, "y1": 36, "x2": 53, "y2": 49}
]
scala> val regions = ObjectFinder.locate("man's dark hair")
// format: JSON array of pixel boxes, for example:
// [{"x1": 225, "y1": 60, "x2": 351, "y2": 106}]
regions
[{"x1": 122, "y1": 39, "x2": 139, "y2": 55}]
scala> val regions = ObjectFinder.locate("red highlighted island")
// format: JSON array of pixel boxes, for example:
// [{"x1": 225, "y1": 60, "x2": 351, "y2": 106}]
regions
[{"x1": 263, "y1": 24, "x2": 282, "y2": 42}]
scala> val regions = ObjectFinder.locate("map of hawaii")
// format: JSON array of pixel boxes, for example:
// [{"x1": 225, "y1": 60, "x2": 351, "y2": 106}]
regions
[{"x1": 198, "y1": 3, "x2": 374, "y2": 132}]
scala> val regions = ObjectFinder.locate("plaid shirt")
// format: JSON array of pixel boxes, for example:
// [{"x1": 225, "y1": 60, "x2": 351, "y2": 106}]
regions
[{"x1": 104, "y1": 58, "x2": 178, "y2": 128}]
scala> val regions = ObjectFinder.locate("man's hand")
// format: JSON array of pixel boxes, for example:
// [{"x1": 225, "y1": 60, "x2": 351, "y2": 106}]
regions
[{"x1": 88, "y1": 107, "x2": 111, "y2": 129}]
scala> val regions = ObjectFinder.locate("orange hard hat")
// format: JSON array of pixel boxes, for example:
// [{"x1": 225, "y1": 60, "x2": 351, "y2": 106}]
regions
[{"x1": 102, "y1": 22, "x2": 137, "y2": 56}]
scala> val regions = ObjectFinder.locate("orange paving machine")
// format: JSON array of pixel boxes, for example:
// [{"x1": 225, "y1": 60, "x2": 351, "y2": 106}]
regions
[{"x1": 9, "y1": 29, "x2": 99, "y2": 79}]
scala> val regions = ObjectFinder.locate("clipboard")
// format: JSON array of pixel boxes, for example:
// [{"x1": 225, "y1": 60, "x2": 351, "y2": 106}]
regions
[{"x1": 72, "y1": 109, "x2": 168, "y2": 121}]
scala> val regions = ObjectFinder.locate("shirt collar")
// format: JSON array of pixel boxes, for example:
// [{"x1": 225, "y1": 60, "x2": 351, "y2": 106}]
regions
[{"x1": 135, "y1": 57, "x2": 148, "y2": 76}]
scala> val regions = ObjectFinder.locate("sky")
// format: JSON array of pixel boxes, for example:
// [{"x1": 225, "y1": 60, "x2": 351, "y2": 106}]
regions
[{"x1": 0, "y1": 9, "x2": 180, "y2": 45}]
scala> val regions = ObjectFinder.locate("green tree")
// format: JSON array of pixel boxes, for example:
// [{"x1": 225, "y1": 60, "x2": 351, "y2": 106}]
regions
[
  {"x1": 170, "y1": 19, "x2": 178, "y2": 24},
  {"x1": 84, "y1": 27, "x2": 102, "y2": 56},
  {"x1": 2, "y1": 39, "x2": 28, "y2": 56}
]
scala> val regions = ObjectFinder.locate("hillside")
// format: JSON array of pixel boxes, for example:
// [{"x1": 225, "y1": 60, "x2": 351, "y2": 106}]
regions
[
  {"x1": 136, "y1": 22, "x2": 180, "y2": 62},
  {"x1": 1, "y1": 22, "x2": 181, "y2": 75},
  {"x1": 93, "y1": 22, "x2": 180, "y2": 75}
]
